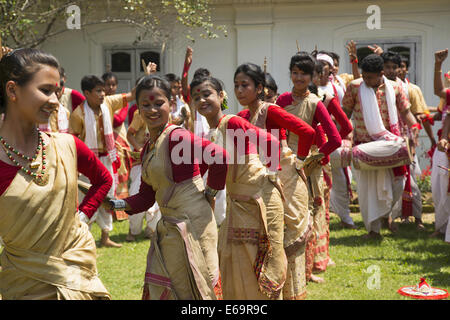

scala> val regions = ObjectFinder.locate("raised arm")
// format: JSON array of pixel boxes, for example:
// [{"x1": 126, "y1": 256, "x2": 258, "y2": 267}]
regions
[
  {"x1": 181, "y1": 47, "x2": 193, "y2": 103},
  {"x1": 346, "y1": 40, "x2": 361, "y2": 80},
  {"x1": 434, "y1": 49, "x2": 449, "y2": 99}
]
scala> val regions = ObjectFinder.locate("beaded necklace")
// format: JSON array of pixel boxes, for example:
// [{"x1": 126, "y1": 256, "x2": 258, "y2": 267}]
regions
[{"x1": 0, "y1": 130, "x2": 48, "y2": 186}]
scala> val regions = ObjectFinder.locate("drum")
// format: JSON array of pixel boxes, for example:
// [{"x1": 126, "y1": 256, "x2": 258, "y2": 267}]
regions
[
  {"x1": 352, "y1": 137, "x2": 413, "y2": 170},
  {"x1": 329, "y1": 139, "x2": 352, "y2": 168}
]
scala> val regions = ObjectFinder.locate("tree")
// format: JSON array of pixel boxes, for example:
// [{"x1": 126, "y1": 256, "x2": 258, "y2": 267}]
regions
[{"x1": 0, "y1": 0, "x2": 227, "y2": 48}]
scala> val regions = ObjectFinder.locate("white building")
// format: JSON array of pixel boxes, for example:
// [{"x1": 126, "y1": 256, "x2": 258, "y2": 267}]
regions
[{"x1": 41, "y1": 0, "x2": 450, "y2": 168}]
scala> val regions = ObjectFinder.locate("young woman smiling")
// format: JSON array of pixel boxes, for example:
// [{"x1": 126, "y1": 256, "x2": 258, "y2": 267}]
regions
[
  {"x1": 109, "y1": 75, "x2": 228, "y2": 300},
  {"x1": 235, "y1": 63, "x2": 316, "y2": 300},
  {"x1": 276, "y1": 52, "x2": 341, "y2": 283},
  {"x1": 190, "y1": 75, "x2": 287, "y2": 300}
]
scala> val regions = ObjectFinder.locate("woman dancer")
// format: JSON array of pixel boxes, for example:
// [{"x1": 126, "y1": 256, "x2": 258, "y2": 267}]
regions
[
  {"x1": 276, "y1": 52, "x2": 341, "y2": 283},
  {"x1": 235, "y1": 63, "x2": 316, "y2": 299},
  {"x1": 0, "y1": 48, "x2": 111, "y2": 300},
  {"x1": 110, "y1": 75, "x2": 227, "y2": 300},
  {"x1": 190, "y1": 75, "x2": 287, "y2": 299}
]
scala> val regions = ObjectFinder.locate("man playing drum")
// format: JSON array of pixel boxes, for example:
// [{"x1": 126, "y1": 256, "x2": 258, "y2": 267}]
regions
[{"x1": 342, "y1": 54, "x2": 419, "y2": 239}]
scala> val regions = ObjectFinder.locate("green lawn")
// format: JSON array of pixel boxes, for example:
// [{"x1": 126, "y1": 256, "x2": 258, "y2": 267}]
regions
[{"x1": 91, "y1": 212, "x2": 450, "y2": 300}]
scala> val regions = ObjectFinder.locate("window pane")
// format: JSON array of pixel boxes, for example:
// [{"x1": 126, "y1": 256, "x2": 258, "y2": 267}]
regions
[
  {"x1": 387, "y1": 46, "x2": 410, "y2": 66},
  {"x1": 140, "y1": 51, "x2": 160, "y2": 72},
  {"x1": 111, "y1": 52, "x2": 131, "y2": 73},
  {"x1": 356, "y1": 47, "x2": 373, "y2": 67}
]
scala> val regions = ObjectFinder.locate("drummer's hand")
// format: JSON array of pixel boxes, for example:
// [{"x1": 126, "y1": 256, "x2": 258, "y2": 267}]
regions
[
  {"x1": 205, "y1": 193, "x2": 216, "y2": 211},
  {"x1": 437, "y1": 139, "x2": 448, "y2": 152}
]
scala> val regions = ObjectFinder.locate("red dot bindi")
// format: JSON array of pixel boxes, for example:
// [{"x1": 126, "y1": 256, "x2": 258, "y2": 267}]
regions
[
  {"x1": 149, "y1": 95, "x2": 155, "y2": 101},
  {"x1": 196, "y1": 89, "x2": 200, "y2": 93}
]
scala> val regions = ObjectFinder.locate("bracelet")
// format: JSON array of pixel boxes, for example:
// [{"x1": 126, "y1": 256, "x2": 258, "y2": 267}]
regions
[
  {"x1": 204, "y1": 186, "x2": 219, "y2": 198},
  {"x1": 411, "y1": 123, "x2": 421, "y2": 130},
  {"x1": 350, "y1": 58, "x2": 358, "y2": 64},
  {"x1": 109, "y1": 199, "x2": 127, "y2": 210}
]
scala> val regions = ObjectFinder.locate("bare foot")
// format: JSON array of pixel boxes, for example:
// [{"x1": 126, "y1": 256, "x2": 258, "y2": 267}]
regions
[
  {"x1": 310, "y1": 274, "x2": 325, "y2": 283},
  {"x1": 415, "y1": 219, "x2": 425, "y2": 231},
  {"x1": 387, "y1": 217, "x2": 398, "y2": 233},
  {"x1": 430, "y1": 231, "x2": 442, "y2": 238},
  {"x1": 327, "y1": 258, "x2": 336, "y2": 267},
  {"x1": 341, "y1": 221, "x2": 357, "y2": 229},
  {"x1": 102, "y1": 238, "x2": 123, "y2": 248},
  {"x1": 363, "y1": 231, "x2": 382, "y2": 239},
  {"x1": 126, "y1": 232, "x2": 136, "y2": 242}
]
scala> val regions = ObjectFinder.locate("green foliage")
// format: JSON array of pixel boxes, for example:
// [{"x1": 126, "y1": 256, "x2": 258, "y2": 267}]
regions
[
  {"x1": 417, "y1": 175, "x2": 432, "y2": 194},
  {"x1": 0, "y1": 0, "x2": 227, "y2": 48},
  {"x1": 90, "y1": 213, "x2": 450, "y2": 300}
]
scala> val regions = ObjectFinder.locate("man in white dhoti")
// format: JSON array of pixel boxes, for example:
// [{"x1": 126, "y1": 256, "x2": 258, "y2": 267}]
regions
[
  {"x1": 431, "y1": 48, "x2": 450, "y2": 243},
  {"x1": 342, "y1": 54, "x2": 419, "y2": 238}
]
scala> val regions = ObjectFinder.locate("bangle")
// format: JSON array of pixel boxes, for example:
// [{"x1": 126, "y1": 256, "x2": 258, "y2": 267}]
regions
[
  {"x1": 350, "y1": 58, "x2": 358, "y2": 64},
  {"x1": 109, "y1": 199, "x2": 127, "y2": 210},
  {"x1": 411, "y1": 123, "x2": 421, "y2": 130},
  {"x1": 205, "y1": 186, "x2": 219, "y2": 198}
]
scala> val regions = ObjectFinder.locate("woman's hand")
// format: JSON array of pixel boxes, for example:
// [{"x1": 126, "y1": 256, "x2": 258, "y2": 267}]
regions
[{"x1": 437, "y1": 138, "x2": 448, "y2": 152}]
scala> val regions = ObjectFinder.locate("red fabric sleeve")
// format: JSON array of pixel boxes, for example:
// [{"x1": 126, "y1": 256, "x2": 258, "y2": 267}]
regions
[
  {"x1": 128, "y1": 104, "x2": 138, "y2": 124},
  {"x1": 0, "y1": 162, "x2": 20, "y2": 196},
  {"x1": 71, "y1": 89, "x2": 86, "y2": 112},
  {"x1": 275, "y1": 92, "x2": 294, "y2": 108},
  {"x1": 124, "y1": 178, "x2": 156, "y2": 215},
  {"x1": 267, "y1": 105, "x2": 315, "y2": 158},
  {"x1": 227, "y1": 116, "x2": 281, "y2": 172},
  {"x1": 113, "y1": 103, "x2": 129, "y2": 128},
  {"x1": 313, "y1": 101, "x2": 342, "y2": 158},
  {"x1": 326, "y1": 97, "x2": 353, "y2": 139},
  {"x1": 74, "y1": 136, "x2": 113, "y2": 218},
  {"x1": 446, "y1": 89, "x2": 450, "y2": 106},
  {"x1": 169, "y1": 128, "x2": 227, "y2": 190}
]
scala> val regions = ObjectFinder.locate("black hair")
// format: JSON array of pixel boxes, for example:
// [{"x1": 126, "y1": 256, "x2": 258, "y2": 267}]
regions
[
  {"x1": 135, "y1": 75, "x2": 172, "y2": 102},
  {"x1": 361, "y1": 54, "x2": 384, "y2": 73},
  {"x1": 265, "y1": 73, "x2": 278, "y2": 93},
  {"x1": 400, "y1": 56, "x2": 409, "y2": 68},
  {"x1": 0, "y1": 48, "x2": 60, "y2": 114},
  {"x1": 193, "y1": 68, "x2": 210, "y2": 79},
  {"x1": 381, "y1": 51, "x2": 401, "y2": 67},
  {"x1": 289, "y1": 51, "x2": 316, "y2": 78},
  {"x1": 234, "y1": 63, "x2": 266, "y2": 100},
  {"x1": 81, "y1": 75, "x2": 104, "y2": 93},
  {"x1": 59, "y1": 67, "x2": 66, "y2": 79},
  {"x1": 164, "y1": 73, "x2": 180, "y2": 83},
  {"x1": 189, "y1": 76, "x2": 227, "y2": 110},
  {"x1": 327, "y1": 51, "x2": 340, "y2": 64},
  {"x1": 314, "y1": 59, "x2": 324, "y2": 75},
  {"x1": 101, "y1": 72, "x2": 118, "y2": 83}
]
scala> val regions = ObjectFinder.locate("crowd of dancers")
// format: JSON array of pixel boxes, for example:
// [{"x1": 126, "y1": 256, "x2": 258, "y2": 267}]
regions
[{"x1": 0, "y1": 40, "x2": 449, "y2": 300}]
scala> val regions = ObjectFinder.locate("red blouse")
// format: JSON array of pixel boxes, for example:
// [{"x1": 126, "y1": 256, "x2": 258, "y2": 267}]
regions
[
  {"x1": 324, "y1": 96, "x2": 353, "y2": 139},
  {"x1": 276, "y1": 92, "x2": 342, "y2": 161},
  {"x1": 237, "y1": 104, "x2": 315, "y2": 158},
  {"x1": 0, "y1": 135, "x2": 113, "y2": 218},
  {"x1": 70, "y1": 89, "x2": 86, "y2": 112},
  {"x1": 113, "y1": 103, "x2": 129, "y2": 128},
  {"x1": 125, "y1": 126, "x2": 228, "y2": 214}
]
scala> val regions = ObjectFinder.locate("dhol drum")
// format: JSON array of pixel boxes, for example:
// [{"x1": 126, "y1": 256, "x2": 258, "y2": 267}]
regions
[
  {"x1": 352, "y1": 137, "x2": 413, "y2": 170},
  {"x1": 329, "y1": 139, "x2": 352, "y2": 168}
]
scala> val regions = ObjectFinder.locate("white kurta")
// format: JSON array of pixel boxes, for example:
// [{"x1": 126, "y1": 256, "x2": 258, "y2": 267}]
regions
[
  {"x1": 431, "y1": 149, "x2": 450, "y2": 242},
  {"x1": 354, "y1": 168, "x2": 405, "y2": 233}
]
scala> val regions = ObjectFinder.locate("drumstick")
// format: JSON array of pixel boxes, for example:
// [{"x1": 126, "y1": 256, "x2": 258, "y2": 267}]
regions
[
  {"x1": 263, "y1": 56, "x2": 267, "y2": 74},
  {"x1": 296, "y1": 40, "x2": 300, "y2": 52},
  {"x1": 141, "y1": 59, "x2": 148, "y2": 75},
  {"x1": 438, "y1": 165, "x2": 450, "y2": 172}
]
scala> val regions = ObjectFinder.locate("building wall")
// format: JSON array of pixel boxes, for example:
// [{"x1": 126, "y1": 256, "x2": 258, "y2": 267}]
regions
[{"x1": 41, "y1": 0, "x2": 450, "y2": 168}]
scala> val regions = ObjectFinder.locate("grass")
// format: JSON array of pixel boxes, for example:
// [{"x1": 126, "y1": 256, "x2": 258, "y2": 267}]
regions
[{"x1": 91, "y1": 212, "x2": 450, "y2": 300}]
